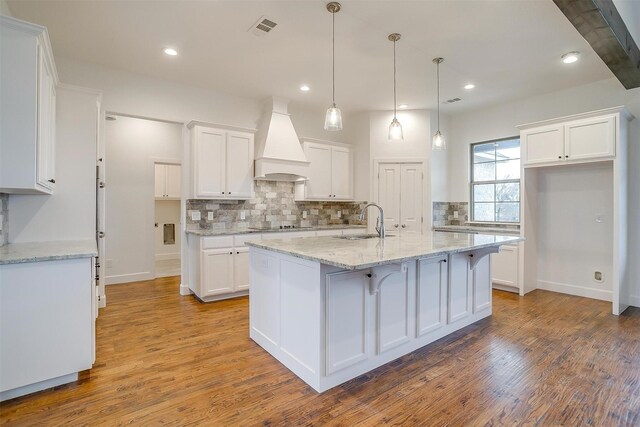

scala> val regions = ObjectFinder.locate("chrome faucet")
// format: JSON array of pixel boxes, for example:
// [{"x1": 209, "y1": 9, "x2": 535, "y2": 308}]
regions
[{"x1": 359, "y1": 203, "x2": 386, "y2": 239}]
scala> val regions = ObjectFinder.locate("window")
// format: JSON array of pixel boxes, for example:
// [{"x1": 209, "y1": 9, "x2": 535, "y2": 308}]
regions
[{"x1": 470, "y1": 138, "x2": 520, "y2": 223}]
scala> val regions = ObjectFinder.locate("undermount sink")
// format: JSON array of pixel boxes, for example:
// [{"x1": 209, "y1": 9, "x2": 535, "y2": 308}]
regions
[{"x1": 334, "y1": 234, "x2": 396, "y2": 240}]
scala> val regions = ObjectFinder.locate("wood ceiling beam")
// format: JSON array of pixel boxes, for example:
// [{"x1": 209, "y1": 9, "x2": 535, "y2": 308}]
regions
[{"x1": 553, "y1": 0, "x2": 640, "y2": 89}]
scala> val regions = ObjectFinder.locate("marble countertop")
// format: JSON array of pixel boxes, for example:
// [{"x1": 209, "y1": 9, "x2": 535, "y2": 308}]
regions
[
  {"x1": 246, "y1": 231, "x2": 524, "y2": 270},
  {"x1": 433, "y1": 225, "x2": 521, "y2": 236},
  {"x1": 185, "y1": 224, "x2": 367, "y2": 236},
  {"x1": 0, "y1": 240, "x2": 98, "y2": 265}
]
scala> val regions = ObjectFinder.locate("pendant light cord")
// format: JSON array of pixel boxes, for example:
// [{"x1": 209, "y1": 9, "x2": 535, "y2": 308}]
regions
[
  {"x1": 332, "y1": 11, "x2": 335, "y2": 107},
  {"x1": 436, "y1": 60, "x2": 440, "y2": 131},
  {"x1": 393, "y1": 40, "x2": 397, "y2": 119}
]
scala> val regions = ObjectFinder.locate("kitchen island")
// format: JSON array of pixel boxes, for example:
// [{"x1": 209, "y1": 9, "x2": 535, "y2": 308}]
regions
[{"x1": 247, "y1": 231, "x2": 522, "y2": 392}]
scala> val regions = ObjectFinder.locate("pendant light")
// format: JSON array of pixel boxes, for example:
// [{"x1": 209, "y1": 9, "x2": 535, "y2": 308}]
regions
[
  {"x1": 388, "y1": 33, "x2": 403, "y2": 141},
  {"x1": 432, "y1": 57, "x2": 446, "y2": 150},
  {"x1": 324, "y1": 2, "x2": 343, "y2": 131}
]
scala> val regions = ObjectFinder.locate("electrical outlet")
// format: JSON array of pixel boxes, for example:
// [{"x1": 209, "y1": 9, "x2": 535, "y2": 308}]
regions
[
  {"x1": 594, "y1": 271, "x2": 603, "y2": 282},
  {"x1": 337, "y1": 210, "x2": 342, "y2": 218},
  {"x1": 240, "y1": 211, "x2": 246, "y2": 220},
  {"x1": 191, "y1": 211, "x2": 201, "y2": 221},
  {"x1": 303, "y1": 211, "x2": 307, "y2": 219},
  {"x1": 208, "y1": 211, "x2": 214, "y2": 221},
  {"x1": 453, "y1": 211, "x2": 459, "y2": 219}
]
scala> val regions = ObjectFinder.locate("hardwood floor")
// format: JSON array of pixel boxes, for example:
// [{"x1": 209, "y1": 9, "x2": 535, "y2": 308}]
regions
[{"x1": 2, "y1": 278, "x2": 640, "y2": 426}]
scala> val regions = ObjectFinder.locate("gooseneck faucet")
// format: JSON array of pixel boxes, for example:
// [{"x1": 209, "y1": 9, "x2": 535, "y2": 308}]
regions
[{"x1": 359, "y1": 203, "x2": 386, "y2": 239}]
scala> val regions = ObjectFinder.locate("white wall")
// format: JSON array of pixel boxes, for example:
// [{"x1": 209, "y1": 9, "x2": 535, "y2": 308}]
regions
[
  {"x1": 448, "y1": 78, "x2": 640, "y2": 202},
  {"x1": 628, "y1": 117, "x2": 640, "y2": 306},
  {"x1": 0, "y1": 0, "x2": 12, "y2": 17},
  {"x1": 104, "y1": 115, "x2": 182, "y2": 284},
  {"x1": 430, "y1": 110, "x2": 449, "y2": 202},
  {"x1": 536, "y1": 163, "x2": 614, "y2": 300},
  {"x1": 154, "y1": 200, "x2": 181, "y2": 261},
  {"x1": 8, "y1": 86, "x2": 99, "y2": 243}
]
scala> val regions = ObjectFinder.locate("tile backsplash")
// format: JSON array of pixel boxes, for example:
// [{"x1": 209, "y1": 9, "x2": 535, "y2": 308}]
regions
[
  {"x1": 433, "y1": 201, "x2": 469, "y2": 226},
  {"x1": 0, "y1": 193, "x2": 8, "y2": 246},
  {"x1": 187, "y1": 181, "x2": 367, "y2": 231}
]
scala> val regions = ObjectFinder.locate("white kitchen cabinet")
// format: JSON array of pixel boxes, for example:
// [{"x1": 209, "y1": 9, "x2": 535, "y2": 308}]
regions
[
  {"x1": 295, "y1": 140, "x2": 354, "y2": 201},
  {"x1": 522, "y1": 115, "x2": 616, "y2": 166},
  {"x1": 376, "y1": 263, "x2": 411, "y2": 354},
  {"x1": 0, "y1": 17, "x2": 58, "y2": 194},
  {"x1": 492, "y1": 243, "x2": 519, "y2": 291},
  {"x1": 233, "y1": 247, "x2": 250, "y2": 291},
  {"x1": 417, "y1": 256, "x2": 448, "y2": 337},
  {"x1": 188, "y1": 122, "x2": 255, "y2": 200},
  {"x1": 201, "y1": 248, "x2": 235, "y2": 297},
  {"x1": 154, "y1": 164, "x2": 181, "y2": 199},
  {"x1": 325, "y1": 269, "x2": 370, "y2": 375},
  {"x1": 447, "y1": 252, "x2": 473, "y2": 324}
]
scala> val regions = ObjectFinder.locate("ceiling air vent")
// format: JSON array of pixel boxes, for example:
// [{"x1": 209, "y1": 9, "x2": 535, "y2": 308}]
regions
[
  {"x1": 444, "y1": 97, "x2": 462, "y2": 104},
  {"x1": 250, "y1": 16, "x2": 278, "y2": 36}
]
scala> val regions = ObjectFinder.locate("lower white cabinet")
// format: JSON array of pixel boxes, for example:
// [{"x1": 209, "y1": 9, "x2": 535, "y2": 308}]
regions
[
  {"x1": 492, "y1": 243, "x2": 519, "y2": 292},
  {"x1": 417, "y1": 256, "x2": 448, "y2": 337},
  {"x1": 201, "y1": 248, "x2": 235, "y2": 296},
  {"x1": 0, "y1": 257, "x2": 95, "y2": 401},
  {"x1": 233, "y1": 247, "x2": 250, "y2": 291}
]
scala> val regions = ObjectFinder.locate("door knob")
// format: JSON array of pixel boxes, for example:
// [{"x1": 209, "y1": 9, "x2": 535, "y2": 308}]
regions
[{"x1": 401, "y1": 224, "x2": 406, "y2": 228}]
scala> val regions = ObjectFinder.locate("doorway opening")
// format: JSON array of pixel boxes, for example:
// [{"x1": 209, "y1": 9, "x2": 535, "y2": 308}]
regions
[{"x1": 154, "y1": 161, "x2": 182, "y2": 278}]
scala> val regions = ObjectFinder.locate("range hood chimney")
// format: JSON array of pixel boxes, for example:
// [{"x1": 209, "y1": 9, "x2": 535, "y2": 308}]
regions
[{"x1": 254, "y1": 97, "x2": 309, "y2": 182}]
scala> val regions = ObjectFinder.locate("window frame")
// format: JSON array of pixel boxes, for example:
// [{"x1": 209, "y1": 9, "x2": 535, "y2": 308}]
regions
[{"x1": 469, "y1": 136, "x2": 521, "y2": 224}]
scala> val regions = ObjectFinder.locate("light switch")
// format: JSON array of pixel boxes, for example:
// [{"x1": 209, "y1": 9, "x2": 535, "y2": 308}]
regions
[
  {"x1": 302, "y1": 211, "x2": 307, "y2": 219},
  {"x1": 453, "y1": 211, "x2": 459, "y2": 219},
  {"x1": 208, "y1": 211, "x2": 214, "y2": 221},
  {"x1": 191, "y1": 211, "x2": 201, "y2": 221},
  {"x1": 240, "y1": 211, "x2": 246, "y2": 220}
]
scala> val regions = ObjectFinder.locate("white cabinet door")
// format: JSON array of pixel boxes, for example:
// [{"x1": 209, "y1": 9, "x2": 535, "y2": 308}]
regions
[
  {"x1": 417, "y1": 256, "x2": 448, "y2": 337},
  {"x1": 233, "y1": 247, "x2": 250, "y2": 291},
  {"x1": 37, "y1": 43, "x2": 56, "y2": 191},
  {"x1": 165, "y1": 164, "x2": 181, "y2": 198},
  {"x1": 400, "y1": 164, "x2": 423, "y2": 234},
  {"x1": 331, "y1": 147, "x2": 353, "y2": 200},
  {"x1": 305, "y1": 143, "x2": 332, "y2": 199},
  {"x1": 376, "y1": 264, "x2": 410, "y2": 354},
  {"x1": 326, "y1": 270, "x2": 370, "y2": 375},
  {"x1": 201, "y1": 248, "x2": 234, "y2": 296},
  {"x1": 564, "y1": 116, "x2": 615, "y2": 161},
  {"x1": 226, "y1": 132, "x2": 253, "y2": 198},
  {"x1": 195, "y1": 128, "x2": 225, "y2": 198},
  {"x1": 492, "y1": 244, "x2": 519, "y2": 288},
  {"x1": 473, "y1": 254, "x2": 492, "y2": 313},
  {"x1": 448, "y1": 252, "x2": 472, "y2": 324},
  {"x1": 377, "y1": 164, "x2": 401, "y2": 231},
  {"x1": 522, "y1": 125, "x2": 564, "y2": 165},
  {"x1": 154, "y1": 164, "x2": 166, "y2": 198}
]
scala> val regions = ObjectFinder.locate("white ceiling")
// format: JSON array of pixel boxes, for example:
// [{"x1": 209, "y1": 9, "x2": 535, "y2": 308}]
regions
[{"x1": 7, "y1": 0, "x2": 615, "y2": 115}]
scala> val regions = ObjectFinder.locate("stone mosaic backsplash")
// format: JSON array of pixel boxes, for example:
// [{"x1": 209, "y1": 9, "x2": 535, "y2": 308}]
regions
[
  {"x1": 433, "y1": 201, "x2": 469, "y2": 226},
  {"x1": 187, "y1": 181, "x2": 367, "y2": 231},
  {"x1": 0, "y1": 193, "x2": 8, "y2": 246}
]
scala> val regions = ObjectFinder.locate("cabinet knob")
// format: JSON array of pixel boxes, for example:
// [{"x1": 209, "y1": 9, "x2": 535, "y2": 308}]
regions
[
  {"x1": 565, "y1": 155, "x2": 569, "y2": 158},
  {"x1": 558, "y1": 156, "x2": 562, "y2": 159},
  {"x1": 222, "y1": 192, "x2": 225, "y2": 194},
  {"x1": 48, "y1": 178, "x2": 56, "y2": 183},
  {"x1": 401, "y1": 224, "x2": 406, "y2": 228},
  {"x1": 394, "y1": 224, "x2": 399, "y2": 228},
  {"x1": 229, "y1": 251, "x2": 233, "y2": 255},
  {"x1": 236, "y1": 251, "x2": 240, "y2": 254}
]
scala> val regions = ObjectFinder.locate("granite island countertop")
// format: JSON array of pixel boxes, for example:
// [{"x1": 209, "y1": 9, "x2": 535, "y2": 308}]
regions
[
  {"x1": 0, "y1": 240, "x2": 98, "y2": 265},
  {"x1": 433, "y1": 225, "x2": 521, "y2": 236},
  {"x1": 185, "y1": 224, "x2": 367, "y2": 236},
  {"x1": 246, "y1": 231, "x2": 524, "y2": 270}
]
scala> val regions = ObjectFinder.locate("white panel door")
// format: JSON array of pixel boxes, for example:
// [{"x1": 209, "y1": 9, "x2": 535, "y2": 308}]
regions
[
  {"x1": 201, "y1": 248, "x2": 234, "y2": 296},
  {"x1": 448, "y1": 252, "x2": 472, "y2": 324},
  {"x1": 37, "y1": 43, "x2": 55, "y2": 190},
  {"x1": 165, "y1": 164, "x2": 181, "y2": 198},
  {"x1": 564, "y1": 116, "x2": 615, "y2": 161},
  {"x1": 154, "y1": 164, "x2": 166, "y2": 198},
  {"x1": 400, "y1": 164, "x2": 423, "y2": 234},
  {"x1": 522, "y1": 125, "x2": 564, "y2": 165},
  {"x1": 473, "y1": 255, "x2": 492, "y2": 313},
  {"x1": 326, "y1": 270, "x2": 370, "y2": 375},
  {"x1": 377, "y1": 164, "x2": 401, "y2": 231},
  {"x1": 304, "y1": 143, "x2": 332, "y2": 199},
  {"x1": 417, "y1": 256, "x2": 448, "y2": 337},
  {"x1": 226, "y1": 132, "x2": 253, "y2": 198},
  {"x1": 376, "y1": 265, "x2": 410, "y2": 354},
  {"x1": 233, "y1": 247, "x2": 250, "y2": 291},
  {"x1": 331, "y1": 147, "x2": 353, "y2": 200},
  {"x1": 492, "y1": 244, "x2": 518, "y2": 288},
  {"x1": 195, "y1": 128, "x2": 225, "y2": 198}
]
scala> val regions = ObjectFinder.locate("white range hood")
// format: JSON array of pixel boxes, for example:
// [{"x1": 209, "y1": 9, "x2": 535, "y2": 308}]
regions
[{"x1": 254, "y1": 97, "x2": 309, "y2": 182}]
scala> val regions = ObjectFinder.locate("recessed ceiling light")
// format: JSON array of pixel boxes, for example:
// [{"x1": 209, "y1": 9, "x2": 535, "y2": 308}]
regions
[
  {"x1": 464, "y1": 83, "x2": 475, "y2": 90},
  {"x1": 300, "y1": 85, "x2": 310, "y2": 92},
  {"x1": 163, "y1": 47, "x2": 178, "y2": 56},
  {"x1": 398, "y1": 104, "x2": 409, "y2": 109},
  {"x1": 561, "y1": 51, "x2": 580, "y2": 64}
]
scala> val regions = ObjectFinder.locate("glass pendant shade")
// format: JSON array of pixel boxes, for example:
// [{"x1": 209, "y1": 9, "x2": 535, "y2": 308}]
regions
[
  {"x1": 432, "y1": 130, "x2": 446, "y2": 150},
  {"x1": 388, "y1": 118, "x2": 403, "y2": 141},
  {"x1": 324, "y1": 104, "x2": 343, "y2": 131}
]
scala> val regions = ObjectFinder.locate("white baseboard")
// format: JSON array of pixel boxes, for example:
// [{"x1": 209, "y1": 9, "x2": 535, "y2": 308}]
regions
[
  {"x1": 98, "y1": 294, "x2": 106, "y2": 308},
  {"x1": 628, "y1": 294, "x2": 640, "y2": 308},
  {"x1": 105, "y1": 272, "x2": 153, "y2": 285},
  {"x1": 537, "y1": 280, "x2": 612, "y2": 302},
  {"x1": 180, "y1": 283, "x2": 193, "y2": 296},
  {"x1": 155, "y1": 253, "x2": 180, "y2": 261},
  {"x1": 1, "y1": 372, "x2": 78, "y2": 402}
]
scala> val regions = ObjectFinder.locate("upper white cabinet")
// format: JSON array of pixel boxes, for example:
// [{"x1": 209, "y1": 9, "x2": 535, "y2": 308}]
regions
[
  {"x1": 187, "y1": 122, "x2": 255, "y2": 200},
  {"x1": 295, "y1": 140, "x2": 354, "y2": 201},
  {"x1": 154, "y1": 164, "x2": 181, "y2": 199},
  {"x1": 0, "y1": 16, "x2": 58, "y2": 194},
  {"x1": 521, "y1": 114, "x2": 616, "y2": 166}
]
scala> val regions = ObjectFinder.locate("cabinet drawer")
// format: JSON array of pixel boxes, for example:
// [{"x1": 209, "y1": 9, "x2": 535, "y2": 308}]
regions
[
  {"x1": 234, "y1": 234, "x2": 262, "y2": 247},
  {"x1": 202, "y1": 236, "x2": 234, "y2": 249}
]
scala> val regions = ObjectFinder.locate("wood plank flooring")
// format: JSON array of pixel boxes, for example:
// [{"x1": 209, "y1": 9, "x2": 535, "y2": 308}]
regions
[{"x1": 1, "y1": 277, "x2": 640, "y2": 426}]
